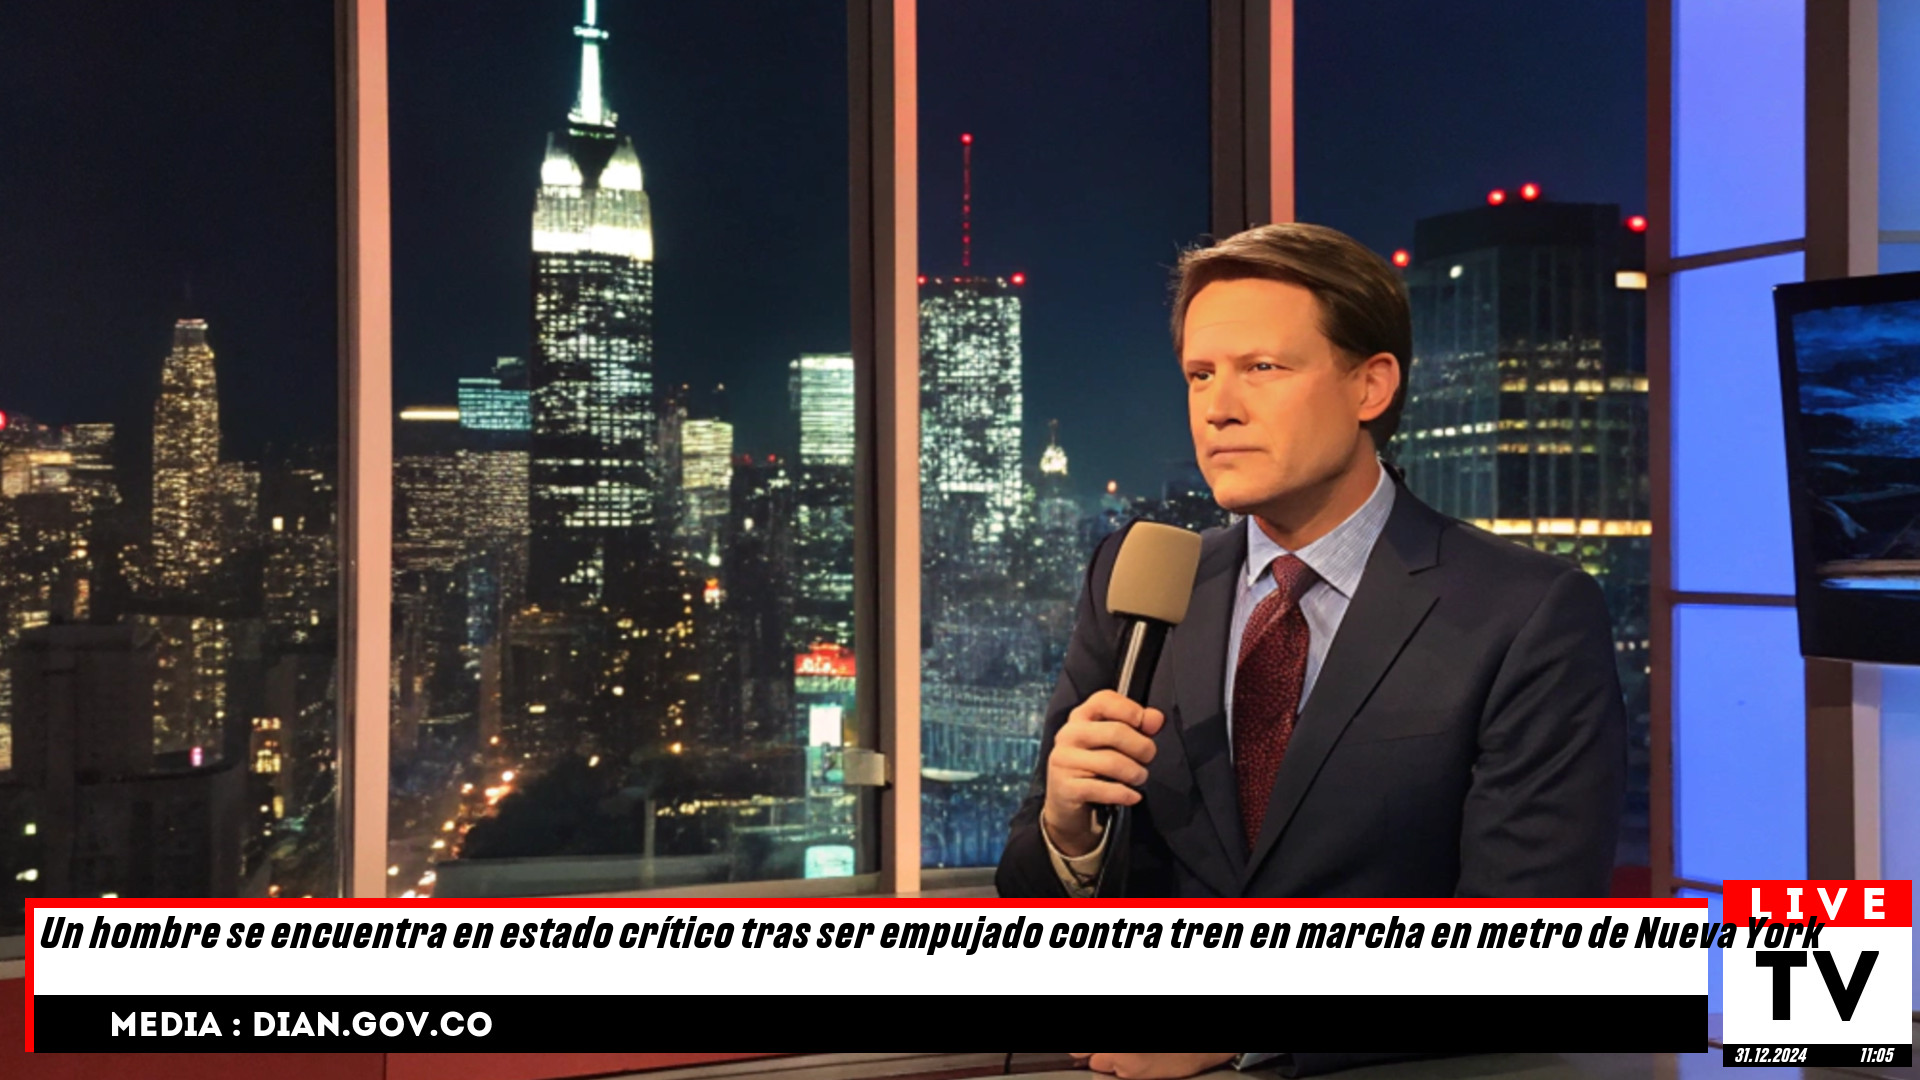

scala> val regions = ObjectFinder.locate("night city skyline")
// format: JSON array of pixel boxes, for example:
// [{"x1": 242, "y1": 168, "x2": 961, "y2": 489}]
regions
[
  {"x1": 1, "y1": 1, "x2": 1653, "y2": 917},
  {"x1": 2, "y1": 0, "x2": 1645, "y2": 499}
]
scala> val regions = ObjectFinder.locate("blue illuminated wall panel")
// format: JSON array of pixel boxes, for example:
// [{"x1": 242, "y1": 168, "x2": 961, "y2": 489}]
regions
[
  {"x1": 1880, "y1": 244, "x2": 1920, "y2": 275},
  {"x1": 1673, "y1": 0, "x2": 1805, "y2": 256},
  {"x1": 1882, "y1": 0, "x2": 1920, "y2": 231},
  {"x1": 1881, "y1": 663, "x2": 1920, "y2": 1004},
  {"x1": 1674, "y1": 604, "x2": 1807, "y2": 884},
  {"x1": 1671, "y1": 253, "x2": 1802, "y2": 595}
]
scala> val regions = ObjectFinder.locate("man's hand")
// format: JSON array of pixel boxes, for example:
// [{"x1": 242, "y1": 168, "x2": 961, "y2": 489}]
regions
[
  {"x1": 1070, "y1": 1054, "x2": 1238, "y2": 1079},
  {"x1": 1042, "y1": 690, "x2": 1164, "y2": 856}
]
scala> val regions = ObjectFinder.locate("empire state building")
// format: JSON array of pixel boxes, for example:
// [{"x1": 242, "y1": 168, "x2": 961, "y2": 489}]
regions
[{"x1": 529, "y1": 0, "x2": 657, "y2": 610}]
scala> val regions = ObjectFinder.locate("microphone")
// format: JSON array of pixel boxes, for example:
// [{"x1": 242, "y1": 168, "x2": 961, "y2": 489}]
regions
[
  {"x1": 1092, "y1": 521, "x2": 1203, "y2": 876},
  {"x1": 1107, "y1": 521, "x2": 1204, "y2": 702}
]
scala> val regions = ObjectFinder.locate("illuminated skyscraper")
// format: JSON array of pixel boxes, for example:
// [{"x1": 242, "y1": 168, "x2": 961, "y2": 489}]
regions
[
  {"x1": 394, "y1": 408, "x2": 468, "y2": 574},
  {"x1": 152, "y1": 319, "x2": 226, "y2": 590},
  {"x1": 261, "y1": 459, "x2": 335, "y2": 649},
  {"x1": 792, "y1": 354, "x2": 854, "y2": 467},
  {"x1": 1398, "y1": 194, "x2": 1650, "y2": 860},
  {"x1": 529, "y1": 0, "x2": 657, "y2": 609},
  {"x1": 458, "y1": 357, "x2": 531, "y2": 433},
  {"x1": 919, "y1": 276, "x2": 1024, "y2": 553},
  {"x1": 3, "y1": 623, "x2": 245, "y2": 907},
  {"x1": 1398, "y1": 198, "x2": 1648, "y2": 641},
  {"x1": 722, "y1": 454, "x2": 796, "y2": 746},
  {"x1": 678, "y1": 418, "x2": 733, "y2": 562},
  {"x1": 0, "y1": 419, "x2": 122, "y2": 763},
  {"x1": 790, "y1": 354, "x2": 854, "y2": 648},
  {"x1": 916, "y1": 140, "x2": 1035, "y2": 869}
]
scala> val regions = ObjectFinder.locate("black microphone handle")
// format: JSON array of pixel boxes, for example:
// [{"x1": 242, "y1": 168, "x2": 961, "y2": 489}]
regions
[
  {"x1": 1091, "y1": 617, "x2": 1171, "y2": 885},
  {"x1": 1113, "y1": 617, "x2": 1171, "y2": 704}
]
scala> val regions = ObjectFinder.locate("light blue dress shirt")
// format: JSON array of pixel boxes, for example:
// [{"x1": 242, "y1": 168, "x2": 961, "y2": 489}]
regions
[{"x1": 1223, "y1": 462, "x2": 1397, "y2": 754}]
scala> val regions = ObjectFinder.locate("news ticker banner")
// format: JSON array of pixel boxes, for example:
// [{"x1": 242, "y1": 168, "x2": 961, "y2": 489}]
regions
[
  {"x1": 23, "y1": 883, "x2": 1905, "y2": 1061},
  {"x1": 25, "y1": 897, "x2": 1711, "y2": 1053}
]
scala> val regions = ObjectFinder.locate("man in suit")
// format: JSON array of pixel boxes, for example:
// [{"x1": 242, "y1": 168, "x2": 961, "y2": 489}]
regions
[{"x1": 996, "y1": 222, "x2": 1626, "y2": 904}]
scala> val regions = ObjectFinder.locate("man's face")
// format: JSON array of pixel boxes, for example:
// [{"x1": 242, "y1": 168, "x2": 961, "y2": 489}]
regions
[{"x1": 1181, "y1": 277, "x2": 1377, "y2": 515}]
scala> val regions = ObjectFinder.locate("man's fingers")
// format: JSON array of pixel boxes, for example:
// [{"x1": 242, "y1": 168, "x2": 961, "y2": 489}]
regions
[
  {"x1": 1051, "y1": 745, "x2": 1150, "y2": 787},
  {"x1": 1057, "y1": 717, "x2": 1158, "y2": 764},
  {"x1": 1054, "y1": 774, "x2": 1143, "y2": 807},
  {"x1": 1070, "y1": 689, "x2": 1157, "y2": 731}
]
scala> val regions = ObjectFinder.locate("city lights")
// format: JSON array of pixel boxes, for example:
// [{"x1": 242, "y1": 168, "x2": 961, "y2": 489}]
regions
[{"x1": 0, "y1": 2, "x2": 1659, "y2": 912}]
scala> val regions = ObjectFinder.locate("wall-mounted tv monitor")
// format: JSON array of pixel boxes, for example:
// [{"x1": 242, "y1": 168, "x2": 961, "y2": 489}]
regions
[{"x1": 1775, "y1": 270, "x2": 1920, "y2": 664}]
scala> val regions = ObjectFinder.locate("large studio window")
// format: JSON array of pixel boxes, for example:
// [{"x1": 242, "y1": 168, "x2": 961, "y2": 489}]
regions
[
  {"x1": 387, "y1": 1, "x2": 867, "y2": 896},
  {"x1": 0, "y1": 5, "x2": 340, "y2": 929},
  {"x1": 916, "y1": 1, "x2": 1212, "y2": 869}
]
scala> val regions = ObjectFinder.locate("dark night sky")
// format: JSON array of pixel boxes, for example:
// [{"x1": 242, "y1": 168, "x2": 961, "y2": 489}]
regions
[
  {"x1": 0, "y1": 2, "x2": 338, "y2": 468},
  {"x1": 0, "y1": 0, "x2": 1643, "y2": 498}
]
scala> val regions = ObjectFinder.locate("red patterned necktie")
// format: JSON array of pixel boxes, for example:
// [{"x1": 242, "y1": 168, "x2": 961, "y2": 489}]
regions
[{"x1": 1232, "y1": 553, "x2": 1318, "y2": 852}]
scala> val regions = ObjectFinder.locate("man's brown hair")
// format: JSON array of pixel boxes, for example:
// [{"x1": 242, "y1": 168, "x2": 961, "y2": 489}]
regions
[{"x1": 1171, "y1": 222, "x2": 1411, "y2": 449}]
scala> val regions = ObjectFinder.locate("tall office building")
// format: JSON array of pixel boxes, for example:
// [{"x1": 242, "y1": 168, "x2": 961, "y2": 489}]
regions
[
  {"x1": 679, "y1": 418, "x2": 733, "y2": 563},
  {"x1": 722, "y1": 454, "x2": 796, "y2": 747},
  {"x1": 1028, "y1": 421, "x2": 1085, "y2": 601},
  {"x1": 792, "y1": 354, "x2": 855, "y2": 467},
  {"x1": 920, "y1": 277, "x2": 1024, "y2": 554},
  {"x1": 529, "y1": 0, "x2": 657, "y2": 609},
  {"x1": 458, "y1": 357, "x2": 531, "y2": 433},
  {"x1": 261, "y1": 461, "x2": 336, "y2": 649},
  {"x1": 0, "y1": 419, "x2": 123, "y2": 770},
  {"x1": 790, "y1": 355, "x2": 854, "y2": 649},
  {"x1": 657, "y1": 382, "x2": 730, "y2": 560},
  {"x1": 1, "y1": 624, "x2": 245, "y2": 908},
  {"x1": 455, "y1": 359, "x2": 533, "y2": 643},
  {"x1": 917, "y1": 146, "x2": 1035, "y2": 867},
  {"x1": 151, "y1": 319, "x2": 227, "y2": 590},
  {"x1": 143, "y1": 319, "x2": 256, "y2": 761},
  {"x1": 394, "y1": 408, "x2": 469, "y2": 574},
  {"x1": 1397, "y1": 194, "x2": 1651, "y2": 856}
]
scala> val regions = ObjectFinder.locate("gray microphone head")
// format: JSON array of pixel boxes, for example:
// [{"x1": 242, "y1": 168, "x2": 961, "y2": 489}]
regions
[{"x1": 1107, "y1": 521, "x2": 1204, "y2": 625}]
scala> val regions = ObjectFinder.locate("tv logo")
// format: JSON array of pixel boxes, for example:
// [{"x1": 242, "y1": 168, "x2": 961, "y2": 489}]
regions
[{"x1": 1722, "y1": 879, "x2": 1912, "y2": 1067}]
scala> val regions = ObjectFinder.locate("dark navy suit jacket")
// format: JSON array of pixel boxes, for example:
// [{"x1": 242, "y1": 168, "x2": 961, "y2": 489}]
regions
[{"x1": 995, "y1": 480, "x2": 1626, "y2": 898}]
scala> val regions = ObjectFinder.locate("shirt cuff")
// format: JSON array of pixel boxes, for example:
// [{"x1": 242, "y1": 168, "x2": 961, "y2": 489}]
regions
[
  {"x1": 1040, "y1": 812, "x2": 1110, "y2": 897},
  {"x1": 1235, "y1": 1055, "x2": 1283, "y2": 1071}
]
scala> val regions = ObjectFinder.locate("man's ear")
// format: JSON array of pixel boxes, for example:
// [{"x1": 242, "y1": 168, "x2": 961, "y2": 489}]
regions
[{"x1": 1355, "y1": 351, "x2": 1400, "y2": 424}]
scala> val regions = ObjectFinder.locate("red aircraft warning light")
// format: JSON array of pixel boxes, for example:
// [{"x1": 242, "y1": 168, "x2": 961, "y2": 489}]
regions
[
  {"x1": 1487, "y1": 189, "x2": 1508, "y2": 206},
  {"x1": 1626, "y1": 215, "x2": 1649, "y2": 233},
  {"x1": 1519, "y1": 182, "x2": 1541, "y2": 201},
  {"x1": 1391, "y1": 249, "x2": 1411, "y2": 268},
  {"x1": 1010, "y1": 272, "x2": 1026, "y2": 285}
]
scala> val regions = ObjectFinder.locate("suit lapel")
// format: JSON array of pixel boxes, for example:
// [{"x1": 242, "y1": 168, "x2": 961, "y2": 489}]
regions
[
  {"x1": 1241, "y1": 487, "x2": 1447, "y2": 889},
  {"x1": 1154, "y1": 522, "x2": 1247, "y2": 893}
]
